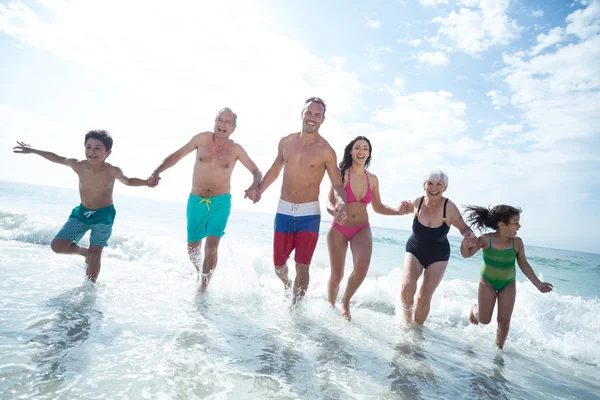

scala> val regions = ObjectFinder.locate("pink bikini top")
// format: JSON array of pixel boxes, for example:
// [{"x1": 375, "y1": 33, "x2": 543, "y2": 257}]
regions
[{"x1": 345, "y1": 170, "x2": 372, "y2": 204}]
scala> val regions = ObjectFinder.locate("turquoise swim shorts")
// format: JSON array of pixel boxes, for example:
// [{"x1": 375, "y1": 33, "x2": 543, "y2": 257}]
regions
[
  {"x1": 55, "y1": 204, "x2": 116, "y2": 247},
  {"x1": 186, "y1": 193, "x2": 232, "y2": 242}
]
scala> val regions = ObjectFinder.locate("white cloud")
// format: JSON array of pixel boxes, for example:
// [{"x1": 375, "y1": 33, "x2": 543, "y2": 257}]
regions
[
  {"x1": 483, "y1": 123, "x2": 523, "y2": 142},
  {"x1": 502, "y1": 4, "x2": 600, "y2": 149},
  {"x1": 532, "y1": 10, "x2": 544, "y2": 17},
  {"x1": 366, "y1": 19, "x2": 381, "y2": 29},
  {"x1": 407, "y1": 39, "x2": 422, "y2": 46},
  {"x1": 433, "y1": 0, "x2": 522, "y2": 55},
  {"x1": 565, "y1": 0, "x2": 600, "y2": 39},
  {"x1": 393, "y1": 77, "x2": 406, "y2": 89},
  {"x1": 530, "y1": 27, "x2": 565, "y2": 55},
  {"x1": 456, "y1": 75, "x2": 468, "y2": 80},
  {"x1": 486, "y1": 89, "x2": 509, "y2": 109},
  {"x1": 373, "y1": 91, "x2": 467, "y2": 140},
  {"x1": 0, "y1": 1, "x2": 366, "y2": 119},
  {"x1": 365, "y1": 44, "x2": 394, "y2": 57},
  {"x1": 417, "y1": 51, "x2": 450, "y2": 66},
  {"x1": 418, "y1": 0, "x2": 449, "y2": 6}
]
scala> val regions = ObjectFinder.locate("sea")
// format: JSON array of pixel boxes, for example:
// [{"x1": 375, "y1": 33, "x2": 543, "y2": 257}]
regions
[{"x1": 1, "y1": 180, "x2": 599, "y2": 400}]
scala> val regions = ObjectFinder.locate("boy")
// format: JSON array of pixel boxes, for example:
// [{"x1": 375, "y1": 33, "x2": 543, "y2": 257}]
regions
[{"x1": 13, "y1": 130, "x2": 151, "y2": 282}]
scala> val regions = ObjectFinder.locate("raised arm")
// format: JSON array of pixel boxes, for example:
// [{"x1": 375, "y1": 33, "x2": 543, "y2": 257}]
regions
[
  {"x1": 149, "y1": 134, "x2": 200, "y2": 183},
  {"x1": 258, "y1": 136, "x2": 286, "y2": 196},
  {"x1": 13, "y1": 141, "x2": 78, "y2": 169},
  {"x1": 515, "y1": 237, "x2": 553, "y2": 293},
  {"x1": 370, "y1": 174, "x2": 403, "y2": 216},
  {"x1": 115, "y1": 167, "x2": 151, "y2": 187}
]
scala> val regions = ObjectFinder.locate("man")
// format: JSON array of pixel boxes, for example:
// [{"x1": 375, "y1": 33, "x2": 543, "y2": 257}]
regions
[
  {"x1": 247, "y1": 97, "x2": 347, "y2": 305},
  {"x1": 150, "y1": 107, "x2": 262, "y2": 291}
]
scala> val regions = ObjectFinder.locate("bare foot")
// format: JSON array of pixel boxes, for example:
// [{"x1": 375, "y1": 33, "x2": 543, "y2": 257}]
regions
[
  {"x1": 469, "y1": 304, "x2": 479, "y2": 325},
  {"x1": 341, "y1": 302, "x2": 351, "y2": 321}
]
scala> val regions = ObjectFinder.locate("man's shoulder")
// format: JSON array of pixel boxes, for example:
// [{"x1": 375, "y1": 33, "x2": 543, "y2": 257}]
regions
[
  {"x1": 195, "y1": 131, "x2": 213, "y2": 140},
  {"x1": 281, "y1": 132, "x2": 300, "y2": 143}
]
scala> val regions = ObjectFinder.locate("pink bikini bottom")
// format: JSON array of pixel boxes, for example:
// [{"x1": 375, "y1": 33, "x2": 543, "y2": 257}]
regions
[{"x1": 332, "y1": 222, "x2": 370, "y2": 241}]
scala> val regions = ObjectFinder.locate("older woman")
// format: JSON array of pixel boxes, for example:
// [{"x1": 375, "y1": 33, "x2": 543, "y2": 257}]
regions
[
  {"x1": 399, "y1": 169, "x2": 477, "y2": 325},
  {"x1": 327, "y1": 136, "x2": 404, "y2": 321}
]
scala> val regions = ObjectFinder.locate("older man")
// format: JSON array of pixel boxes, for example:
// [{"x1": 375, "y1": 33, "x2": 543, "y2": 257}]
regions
[
  {"x1": 247, "y1": 97, "x2": 347, "y2": 305},
  {"x1": 150, "y1": 107, "x2": 262, "y2": 291}
]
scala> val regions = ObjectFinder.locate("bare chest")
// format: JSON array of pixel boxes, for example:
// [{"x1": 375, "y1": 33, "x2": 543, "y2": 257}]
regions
[
  {"x1": 283, "y1": 144, "x2": 324, "y2": 172},
  {"x1": 196, "y1": 147, "x2": 236, "y2": 169},
  {"x1": 78, "y1": 170, "x2": 114, "y2": 191}
]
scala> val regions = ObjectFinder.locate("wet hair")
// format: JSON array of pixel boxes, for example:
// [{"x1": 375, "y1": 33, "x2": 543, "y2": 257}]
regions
[
  {"x1": 84, "y1": 130, "x2": 113, "y2": 151},
  {"x1": 216, "y1": 107, "x2": 238, "y2": 127},
  {"x1": 464, "y1": 204, "x2": 522, "y2": 232},
  {"x1": 304, "y1": 97, "x2": 327, "y2": 115},
  {"x1": 424, "y1": 169, "x2": 448, "y2": 186},
  {"x1": 338, "y1": 136, "x2": 372, "y2": 183}
]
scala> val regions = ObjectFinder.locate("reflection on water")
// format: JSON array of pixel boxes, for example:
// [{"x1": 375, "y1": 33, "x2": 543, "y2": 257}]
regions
[
  {"x1": 386, "y1": 327, "x2": 435, "y2": 400},
  {"x1": 28, "y1": 283, "x2": 102, "y2": 390}
]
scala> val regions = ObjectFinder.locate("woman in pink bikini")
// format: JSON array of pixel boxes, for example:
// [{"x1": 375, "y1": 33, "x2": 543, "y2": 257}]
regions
[{"x1": 327, "y1": 136, "x2": 407, "y2": 320}]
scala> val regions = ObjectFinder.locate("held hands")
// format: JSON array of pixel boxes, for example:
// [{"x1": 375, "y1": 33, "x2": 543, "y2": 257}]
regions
[
  {"x1": 461, "y1": 229, "x2": 478, "y2": 248},
  {"x1": 148, "y1": 172, "x2": 161, "y2": 188},
  {"x1": 244, "y1": 182, "x2": 261, "y2": 204},
  {"x1": 536, "y1": 282, "x2": 554, "y2": 293},
  {"x1": 13, "y1": 141, "x2": 34, "y2": 154},
  {"x1": 334, "y1": 201, "x2": 347, "y2": 224},
  {"x1": 398, "y1": 200, "x2": 411, "y2": 215}
]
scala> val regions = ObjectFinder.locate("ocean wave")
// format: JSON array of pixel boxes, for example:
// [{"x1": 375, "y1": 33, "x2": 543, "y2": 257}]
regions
[{"x1": 0, "y1": 208, "x2": 186, "y2": 265}]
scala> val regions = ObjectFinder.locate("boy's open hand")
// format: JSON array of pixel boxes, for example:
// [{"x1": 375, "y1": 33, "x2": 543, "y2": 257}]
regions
[{"x1": 13, "y1": 141, "x2": 33, "y2": 154}]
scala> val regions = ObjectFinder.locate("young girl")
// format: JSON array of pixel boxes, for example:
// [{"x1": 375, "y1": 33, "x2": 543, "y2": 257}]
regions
[{"x1": 460, "y1": 205, "x2": 553, "y2": 349}]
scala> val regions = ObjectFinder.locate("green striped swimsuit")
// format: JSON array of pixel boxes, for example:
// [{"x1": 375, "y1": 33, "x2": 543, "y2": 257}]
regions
[{"x1": 481, "y1": 234, "x2": 516, "y2": 291}]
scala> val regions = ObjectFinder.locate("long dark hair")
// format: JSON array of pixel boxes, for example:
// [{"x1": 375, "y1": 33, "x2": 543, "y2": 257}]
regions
[
  {"x1": 339, "y1": 136, "x2": 372, "y2": 183},
  {"x1": 464, "y1": 204, "x2": 522, "y2": 232}
]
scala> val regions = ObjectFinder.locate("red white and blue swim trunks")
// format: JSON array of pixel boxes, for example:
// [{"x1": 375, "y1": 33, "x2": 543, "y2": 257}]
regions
[{"x1": 273, "y1": 199, "x2": 321, "y2": 267}]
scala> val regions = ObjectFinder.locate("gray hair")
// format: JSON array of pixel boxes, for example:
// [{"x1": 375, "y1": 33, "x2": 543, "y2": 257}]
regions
[
  {"x1": 216, "y1": 107, "x2": 238, "y2": 127},
  {"x1": 423, "y1": 169, "x2": 449, "y2": 186}
]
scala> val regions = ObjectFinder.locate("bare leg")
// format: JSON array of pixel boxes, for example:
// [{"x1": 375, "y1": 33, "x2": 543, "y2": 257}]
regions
[
  {"x1": 85, "y1": 245, "x2": 104, "y2": 283},
  {"x1": 470, "y1": 276, "x2": 497, "y2": 325},
  {"x1": 187, "y1": 240, "x2": 203, "y2": 272},
  {"x1": 327, "y1": 227, "x2": 349, "y2": 307},
  {"x1": 341, "y1": 228, "x2": 373, "y2": 321},
  {"x1": 495, "y1": 282, "x2": 516, "y2": 349},
  {"x1": 292, "y1": 263, "x2": 310, "y2": 305},
  {"x1": 400, "y1": 253, "x2": 424, "y2": 325},
  {"x1": 414, "y1": 261, "x2": 448, "y2": 325},
  {"x1": 200, "y1": 236, "x2": 221, "y2": 292},
  {"x1": 51, "y1": 238, "x2": 88, "y2": 257},
  {"x1": 274, "y1": 264, "x2": 292, "y2": 291}
]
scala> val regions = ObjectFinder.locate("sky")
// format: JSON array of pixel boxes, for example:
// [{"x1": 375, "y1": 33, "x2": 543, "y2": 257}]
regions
[{"x1": 1, "y1": 0, "x2": 599, "y2": 253}]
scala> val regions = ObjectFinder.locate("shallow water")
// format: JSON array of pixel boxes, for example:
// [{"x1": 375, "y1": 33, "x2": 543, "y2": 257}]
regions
[{"x1": 1, "y1": 181, "x2": 599, "y2": 399}]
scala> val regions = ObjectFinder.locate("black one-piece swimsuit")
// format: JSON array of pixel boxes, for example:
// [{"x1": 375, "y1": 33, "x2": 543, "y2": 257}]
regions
[{"x1": 405, "y1": 197, "x2": 451, "y2": 268}]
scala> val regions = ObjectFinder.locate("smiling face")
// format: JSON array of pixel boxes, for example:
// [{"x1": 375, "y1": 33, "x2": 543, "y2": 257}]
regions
[
  {"x1": 351, "y1": 139, "x2": 370, "y2": 166},
  {"x1": 85, "y1": 138, "x2": 110, "y2": 164},
  {"x1": 423, "y1": 178, "x2": 447, "y2": 198},
  {"x1": 214, "y1": 110, "x2": 236, "y2": 139},
  {"x1": 498, "y1": 214, "x2": 521, "y2": 238},
  {"x1": 301, "y1": 101, "x2": 325, "y2": 134}
]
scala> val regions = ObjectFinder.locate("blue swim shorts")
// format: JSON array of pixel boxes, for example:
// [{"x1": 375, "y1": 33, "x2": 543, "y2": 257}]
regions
[
  {"x1": 55, "y1": 204, "x2": 116, "y2": 247},
  {"x1": 186, "y1": 193, "x2": 232, "y2": 242}
]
